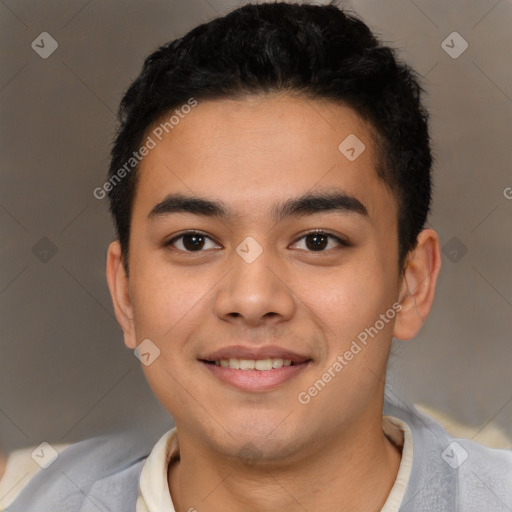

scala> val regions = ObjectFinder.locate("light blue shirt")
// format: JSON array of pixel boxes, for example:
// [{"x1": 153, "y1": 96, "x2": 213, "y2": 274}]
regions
[{"x1": 7, "y1": 399, "x2": 512, "y2": 511}]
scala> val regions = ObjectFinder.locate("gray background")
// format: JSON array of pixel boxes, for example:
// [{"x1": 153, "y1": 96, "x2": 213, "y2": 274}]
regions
[{"x1": 0, "y1": 0, "x2": 511, "y2": 452}]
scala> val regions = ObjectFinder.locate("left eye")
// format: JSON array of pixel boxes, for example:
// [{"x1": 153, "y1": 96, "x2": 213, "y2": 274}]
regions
[
  {"x1": 165, "y1": 230, "x2": 346, "y2": 253},
  {"x1": 292, "y1": 231, "x2": 347, "y2": 252}
]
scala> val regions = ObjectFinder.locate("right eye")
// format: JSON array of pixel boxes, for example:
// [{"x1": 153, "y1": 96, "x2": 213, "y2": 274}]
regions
[{"x1": 164, "y1": 231, "x2": 222, "y2": 252}]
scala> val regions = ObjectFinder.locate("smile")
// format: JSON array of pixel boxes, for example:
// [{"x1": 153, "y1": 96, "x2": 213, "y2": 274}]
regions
[
  {"x1": 200, "y1": 358, "x2": 312, "y2": 391},
  {"x1": 209, "y1": 358, "x2": 293, "y2": 370}
]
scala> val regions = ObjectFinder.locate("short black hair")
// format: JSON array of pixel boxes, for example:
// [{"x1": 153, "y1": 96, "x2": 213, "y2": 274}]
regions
[{"x1": 107, "y1": 0, "x2": 432, "y2": 274}]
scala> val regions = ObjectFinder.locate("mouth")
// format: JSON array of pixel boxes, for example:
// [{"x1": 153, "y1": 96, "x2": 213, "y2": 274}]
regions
[
  {"x1": 199, "y1": 357, "x2": 311, "y2": 370},
  {"x1": 199, "y1": 356, "x2": 313, "y2": 392}
]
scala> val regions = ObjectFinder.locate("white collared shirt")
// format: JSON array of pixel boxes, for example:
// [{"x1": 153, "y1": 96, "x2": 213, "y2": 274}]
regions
[{"x1": 136, "y1": 415, "x2": 413, "y2": 512}]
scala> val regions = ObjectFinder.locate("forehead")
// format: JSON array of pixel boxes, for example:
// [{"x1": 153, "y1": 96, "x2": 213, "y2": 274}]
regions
[{"x1": 133, "y1": 94, "x2": 396, "y2": 225}]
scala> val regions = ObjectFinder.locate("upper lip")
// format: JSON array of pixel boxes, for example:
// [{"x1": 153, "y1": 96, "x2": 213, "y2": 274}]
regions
[{"x1": 200, "y1": 345, "x2": 312, "y2": 364}]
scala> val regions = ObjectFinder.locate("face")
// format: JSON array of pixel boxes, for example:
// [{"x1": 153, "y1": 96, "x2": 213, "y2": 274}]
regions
[{"x1": 108, "y1": 93, "x2": 411, "y2": 462}]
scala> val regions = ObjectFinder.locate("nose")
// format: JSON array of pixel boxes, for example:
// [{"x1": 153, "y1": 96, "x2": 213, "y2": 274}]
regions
[{"x1": 213, "y1": 243, "x2": 296, "y2": 327}]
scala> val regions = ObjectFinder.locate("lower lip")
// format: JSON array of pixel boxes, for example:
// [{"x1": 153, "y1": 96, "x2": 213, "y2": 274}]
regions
[{"x1": 201, "y1": 361, "x2": 311, "y2": 392}]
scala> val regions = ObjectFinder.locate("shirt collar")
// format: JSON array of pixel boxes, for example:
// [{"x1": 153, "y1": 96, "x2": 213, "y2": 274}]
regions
[{"x1": 136, "y1": 416, "x2": 413, "y2": 512}]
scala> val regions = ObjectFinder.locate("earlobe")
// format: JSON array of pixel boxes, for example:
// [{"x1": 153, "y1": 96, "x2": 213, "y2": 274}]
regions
[
  {"x1": 393, "y1": 229, "x2": 442, "y2": 341},
  {"x1": 106, "y1": 240, "x2": 137, "y2": 349}
]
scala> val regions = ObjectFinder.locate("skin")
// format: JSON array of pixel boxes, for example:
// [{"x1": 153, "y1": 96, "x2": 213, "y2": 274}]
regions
[{"x1": 106, "y1": 93, "x2": 441, "y2": 512}]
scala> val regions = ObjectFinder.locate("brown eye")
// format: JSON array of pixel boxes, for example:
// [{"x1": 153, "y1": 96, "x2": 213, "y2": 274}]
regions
[
  {"x1": 165, "y1": 231, "x2": 221, "y2": 252},
  {"x1": 293, "y1": 230, "x2": 348, "y2": 252}
]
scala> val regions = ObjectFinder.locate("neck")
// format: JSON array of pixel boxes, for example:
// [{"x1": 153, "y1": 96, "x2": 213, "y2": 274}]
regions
[{"x1": 168, "y1": 412, "x2": 402, "y2": 512}]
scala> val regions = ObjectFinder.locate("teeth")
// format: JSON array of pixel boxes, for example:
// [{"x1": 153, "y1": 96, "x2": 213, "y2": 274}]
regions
[
  {"x1": 255, "y1": 359, "x2": 272, "y2": 370},
  {"x1": 214, "y1": 358, "x2": 294, "y2": 370},
  {"x1": 239, "y1": 359, "x2": 255, "y2": 370}
]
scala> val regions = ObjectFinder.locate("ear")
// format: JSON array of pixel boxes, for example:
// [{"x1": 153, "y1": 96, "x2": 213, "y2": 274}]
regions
[
  {"x1": 106, "y1": 240, "x2": 138, "y2": 349},
  {"x1": 393, "y1": 228, "x2": 442, "y2": 341}
]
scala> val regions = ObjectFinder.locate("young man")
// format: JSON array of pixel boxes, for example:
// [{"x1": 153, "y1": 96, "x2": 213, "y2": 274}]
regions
[{"x1": 6, "y1": 1, "x2": 512, "y2": 511}]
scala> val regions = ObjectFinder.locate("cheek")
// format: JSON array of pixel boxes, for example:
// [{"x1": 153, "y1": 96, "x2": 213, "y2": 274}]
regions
[
  {"x1": 294, "y1": 258, "x2": 394, "y2": 341},
  {"x1": 129, "y1": 259, "x2": 211, "y2": 341}
]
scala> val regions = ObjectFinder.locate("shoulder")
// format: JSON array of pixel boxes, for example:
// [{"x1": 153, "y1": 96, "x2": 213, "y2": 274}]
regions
[
  {"x1": 5, "y1": 428, "x2": 158, "y2": 512},
  {"x1": 454, "y1": 437, "x2": 512, "y2": 510},
  {"x1": 385, "y1": 398, "x2": 512, "y2": 511},
  {"x1": 0, "y1": 443, "x2": 71, "y2": 510}
]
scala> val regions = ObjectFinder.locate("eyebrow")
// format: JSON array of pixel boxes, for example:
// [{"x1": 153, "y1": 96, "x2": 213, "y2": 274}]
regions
[{"x1": 148, "y1": 191, "x2": 369, "y2": 222}]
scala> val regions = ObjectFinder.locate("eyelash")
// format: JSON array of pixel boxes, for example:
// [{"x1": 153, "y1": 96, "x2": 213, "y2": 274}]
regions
[{"x1": 164, "y1": 230, "x2": 349, "y2": 253}]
